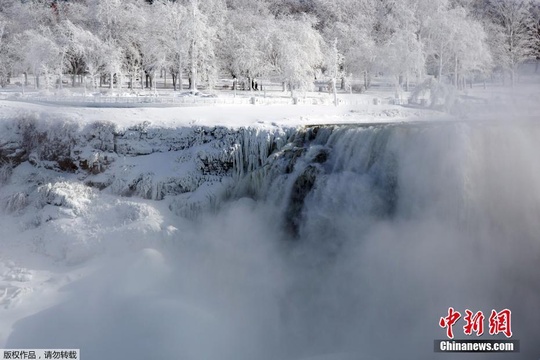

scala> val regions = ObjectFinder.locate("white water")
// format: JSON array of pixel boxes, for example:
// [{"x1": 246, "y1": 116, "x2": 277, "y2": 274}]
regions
[
  {"x1": 2, "y1": 119, "x2": 540, "y2": 359},
  {"x1": 242, "y1": 121, "x2": 540, "y2": 359}
]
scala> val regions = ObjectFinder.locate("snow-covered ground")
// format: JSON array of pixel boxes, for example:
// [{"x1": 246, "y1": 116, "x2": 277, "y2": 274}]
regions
[{"x1": 0, "y1": 97, "x2": 447, "y2": 128}]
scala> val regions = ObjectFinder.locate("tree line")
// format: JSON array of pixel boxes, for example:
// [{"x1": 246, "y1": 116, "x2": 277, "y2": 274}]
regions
[{"x1": 0, "y1": 0, "x2": 538, "y2": 92}]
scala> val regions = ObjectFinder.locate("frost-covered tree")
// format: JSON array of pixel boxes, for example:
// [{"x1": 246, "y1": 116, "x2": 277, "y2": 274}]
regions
[
  {"x1": 184, "y1": 0, "x2": 219, "y2": 91},
  {"x1": 425, "y1": 7, "x2": 460, "y2": 80},
  {"x1": 19, "y1": 28, "x2": 61, "y2": 89},
  {"x1": 487, "y1": 0, "x2": 534, "y2": 85},
  {"x1": 530, "y1": 2, "x2": 540, "y2": 71},
  {"x1": 270, "y1": 15, "x2": 323, "y2": 95},
  {"x1": 154, "y1": 0, "x2": 189, "y2": 91},
  {"x1": 0, "y1": 14, "x2": 11, "y2": 87},
  {"x1": 116, "y1": 2, "x2": 146, "y2": 91},
  {"x1": 267, "y1": 0, "x2": 316, "y2": 16},
  {"x1": 424, "y1": 5, "x2": 491, "y2": 86},
  {"x1": 374, "y1": 0, "x2": 425, "y2": 90},
  {"x1": 8, "y1": 0, "x2": 57, "y2": 32},
  {"x1": 453, "y1": 17, "x2": 493, "y2": 88},
  {"x1": 0, "y1": 0, "x2": 59, "y2": 87},
  {"x1": 379, "y1": 29, "x2": 424, "y2": 92},
  {"x1": 53, "y1": 21, "x2": 77, "y2": 89},
  {"x1": 221, "y1": 8, "x2": 274, "y2": 90},
  {"x1": 75, "y1": 28, "x2": 109, "y2": 90},
  {"x1": 315, "y1": 0, "x2": 377, "y2": 88},
  {"x1": 321, "y1": 21, "x2": 375, "y2": 89},
  {"x1": 325, "y1": 38, "x2": 341, "y2": 104},
  {"x1": 140, "y1": 3, "x2": 170, "y2": 92},
  {"x1": 86, "y1": 0, "x2": 145, "y2": 90},
  {"x1": 0, "y1": 0, "x2": 532, "y2": 93}
]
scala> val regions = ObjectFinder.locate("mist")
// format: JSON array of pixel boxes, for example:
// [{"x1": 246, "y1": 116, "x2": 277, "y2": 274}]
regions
[{"x1": 3, "y1": 119, "x2": 540, "y2": 360}]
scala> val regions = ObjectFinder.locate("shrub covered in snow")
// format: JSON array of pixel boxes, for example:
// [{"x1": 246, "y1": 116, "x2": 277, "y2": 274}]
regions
[
  {"x1": 4, "y1": 192, "x2": 28, "y2": 214},
  {"x1": 37, "y1": 182, "x2": 95, "y2": 216}
]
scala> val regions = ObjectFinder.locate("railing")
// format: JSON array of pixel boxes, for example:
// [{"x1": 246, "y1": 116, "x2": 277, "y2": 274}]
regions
[
  {"x1": 10, "y1": 94, "x2": 336, "y2": 106},
  {"x1": 0, "y1": 92, "x2": 400, "y2": 107}
]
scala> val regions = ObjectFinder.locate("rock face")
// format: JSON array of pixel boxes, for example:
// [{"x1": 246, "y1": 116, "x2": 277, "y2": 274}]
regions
[
  {"x1": 0, "y1": 114, "x2": 294, "y2": 215},
  {"x1": 0, "y1": 114, "x2": 400, "y2": 235},
  {"x1": 284, "y1": 164, "x2": 321, "y2": 237}
]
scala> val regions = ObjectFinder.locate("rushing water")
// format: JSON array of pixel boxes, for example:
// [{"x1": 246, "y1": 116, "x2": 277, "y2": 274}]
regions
[
  {"x1": 233, "y1": 120, "x2": 540, "y2": 359},
  {"x1": 4, "y1": 120, "x2": 540, "y2": 360}
]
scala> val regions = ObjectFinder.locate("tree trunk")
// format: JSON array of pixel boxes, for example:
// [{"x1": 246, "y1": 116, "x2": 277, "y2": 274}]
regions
[
  {"x1": 178, "y1": 60, "x2": 183, "y2": 91},
  {"x1": 438, "y1": 46, "x2": 443, "y2": 80},
  {"x1": 190, "y1": 41, "x2": 197, "y2": 92},
  {"x1": 364, "y1": 71, "x2": 367, "y2": 89},
  {"x1": 405, "y1": 73, "x2": 409, "y2": 92},
  {"x1": 24, "y1": 73, "x2": 28, "y2": 86},
  {"x1": 454, "y1": 56, "x2": 458, "y2": 88},
  {"x1": 172, "y1": 73, "x2": 177, "y2": 91},
  {"x1": 332, "y1": 78, "x2": 337, "y2": 106},
  {"x1": 190, "y1": 0, "x2": 198, "y2": 92},
  {"x1": 510, "y1": 68, "x2": 515, "y2": 87},
  {"x1": 178, "y1": 69, "x2": 184, "y2": 91},
  {"x1": 58, "y1": 55, "x2": 63, "y2": 90}
]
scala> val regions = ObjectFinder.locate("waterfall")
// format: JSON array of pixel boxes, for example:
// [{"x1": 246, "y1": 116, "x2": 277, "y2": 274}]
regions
[
  {"x1": 3, "y1": 116, "x2": 540, "y2": 360},
  {"x1": 229, "y1": 121, "x2": 540, "y2": 359}
]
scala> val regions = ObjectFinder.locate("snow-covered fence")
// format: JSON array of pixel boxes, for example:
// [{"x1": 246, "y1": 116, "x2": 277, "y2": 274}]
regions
[
  {"x1": 5, "y1": 93, "x2": 396, "y2": 107},
  {"x1": 327, "y1": 97, "x2": 393, "y2": 106},
  {"x1": 16, "y1": 95, "x2": 332, "y2": 107}
]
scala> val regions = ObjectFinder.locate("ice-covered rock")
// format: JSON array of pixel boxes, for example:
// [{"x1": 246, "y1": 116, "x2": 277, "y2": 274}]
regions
[{"x1": 0, "y1": 112, "x2": 298, "y2": 264}]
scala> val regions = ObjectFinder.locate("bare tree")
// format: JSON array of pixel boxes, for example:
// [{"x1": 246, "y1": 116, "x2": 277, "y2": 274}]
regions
[{"x1": 488, "y1": 0, "x2": 533, "y2": 85}]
